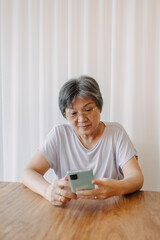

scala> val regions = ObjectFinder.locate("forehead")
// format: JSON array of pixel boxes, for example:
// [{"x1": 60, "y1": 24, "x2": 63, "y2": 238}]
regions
[{"x1": 68, "y1": 97, "x2": 95, "y2": 109}]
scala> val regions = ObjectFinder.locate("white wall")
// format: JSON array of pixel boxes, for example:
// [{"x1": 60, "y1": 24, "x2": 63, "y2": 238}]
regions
[{"x1": 0, "y1": 0, "x2": 160, "y2": 191}]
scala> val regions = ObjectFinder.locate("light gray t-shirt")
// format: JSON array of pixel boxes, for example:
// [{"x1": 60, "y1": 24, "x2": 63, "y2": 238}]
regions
[{"x1": 39, "y1": 122, "x2": 136, "y2": 180}]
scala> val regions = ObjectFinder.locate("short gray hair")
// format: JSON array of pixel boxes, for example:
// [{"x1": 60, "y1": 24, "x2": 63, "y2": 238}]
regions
[{"x1": 59, "y1": 75, "x2": 103, "y2": 118}]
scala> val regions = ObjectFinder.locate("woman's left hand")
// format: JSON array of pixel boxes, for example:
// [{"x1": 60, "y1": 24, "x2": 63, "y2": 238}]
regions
[{"x1": 76, "y1": 178, "x2": 118, "y2": 200}]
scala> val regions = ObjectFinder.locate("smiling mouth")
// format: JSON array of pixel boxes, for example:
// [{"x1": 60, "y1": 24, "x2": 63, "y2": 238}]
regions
[{"x1": 79, "y1": 125, "x2": 90, "y2": 129}]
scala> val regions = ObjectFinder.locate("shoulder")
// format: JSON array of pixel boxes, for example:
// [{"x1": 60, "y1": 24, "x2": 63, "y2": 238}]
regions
[
  {"x1": 102, "y1": 122, "x2": 128, "y2": 140},
  {"x1": 103, "y1": 121, "x2": 125, "y2": 132},
  {"x1": 46, "y1": 123, "x2": 73, "y2": 138},
  {"x1": 48, "y1": 123, "x2": 72, "y2": 133}
]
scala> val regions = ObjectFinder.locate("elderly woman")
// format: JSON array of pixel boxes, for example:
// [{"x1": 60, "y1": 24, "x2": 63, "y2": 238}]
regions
[{"x1": 22, "y1": 76, "x2": 144, "y2": 206}]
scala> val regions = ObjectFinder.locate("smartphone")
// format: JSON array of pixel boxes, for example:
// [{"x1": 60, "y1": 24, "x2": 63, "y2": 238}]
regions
[{"x1": 67, "y1": 169, "x2": 94, "y2": 193}]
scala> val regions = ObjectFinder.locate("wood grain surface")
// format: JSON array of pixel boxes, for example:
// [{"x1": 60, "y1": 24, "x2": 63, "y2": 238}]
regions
[{"x1": 0, "y1": 182, "x2": 160, "y2": 240}]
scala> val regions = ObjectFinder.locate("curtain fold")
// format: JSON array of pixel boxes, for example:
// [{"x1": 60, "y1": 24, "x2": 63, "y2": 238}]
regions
[{"x1": 0, "y1": 0, "x2": 160, "y2": 190}]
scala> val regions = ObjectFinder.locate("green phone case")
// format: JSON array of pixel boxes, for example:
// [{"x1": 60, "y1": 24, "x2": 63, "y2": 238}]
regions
[{"x1": 67, "y1": 169, "x2": 94, "y2": 193}]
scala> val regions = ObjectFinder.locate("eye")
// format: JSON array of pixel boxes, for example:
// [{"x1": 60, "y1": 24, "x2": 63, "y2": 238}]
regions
[
  {"x1": 85, "y1": 108, "x2": 92, "y2": 112},
  {"x1": 71, "y1": 112, "x2": 77, "y2": 116}
]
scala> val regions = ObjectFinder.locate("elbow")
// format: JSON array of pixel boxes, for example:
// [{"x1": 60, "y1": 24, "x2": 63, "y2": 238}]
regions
[
  {"x1": 22, "y1": 168, "x2": 27, "y2": 185},
  {"x1": 134, "y1": 172, "x2": 144, "y2": 192},
  {"x1": 22, "y1": 168, "x2": 31, "y2": 186},
  {"x1": 139, "y1": 173, "x2": 144, "y2": 190}
]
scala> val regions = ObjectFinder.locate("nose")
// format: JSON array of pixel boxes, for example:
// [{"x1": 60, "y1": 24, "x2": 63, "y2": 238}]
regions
[{"x1": 77, "y1": 113, "x2": 87, "y2": 122}]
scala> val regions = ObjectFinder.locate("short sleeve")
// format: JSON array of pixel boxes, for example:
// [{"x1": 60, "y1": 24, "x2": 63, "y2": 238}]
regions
[
  {"x1": 38, "y1": 127, "x2": 58, "y2": 171},
  {"x1": 115, "y1": 124, "x2": 137, "y2": 170}
]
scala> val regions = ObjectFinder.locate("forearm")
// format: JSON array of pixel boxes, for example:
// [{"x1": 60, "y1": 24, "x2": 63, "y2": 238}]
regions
[
  {"x1": 22, "y1": 168, "x2": 50, "y2": 198},
  {"x1": 77, "y1": 173, "x2": 144, "y2": 201},
  {"x1": 116, "y1": 156, "x2": 144, "y2": 196},
  {"x1": 116, "y1": 173, "x2": 144, "y2": 196}
]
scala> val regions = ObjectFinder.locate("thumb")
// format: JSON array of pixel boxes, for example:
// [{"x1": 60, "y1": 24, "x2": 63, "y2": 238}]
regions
[
  {"x1": 64, "y1": 175, "x2": 68, "y2": 181},
  {"x1": 92, "y1": 179, "x2": 104, "y2": 186}
]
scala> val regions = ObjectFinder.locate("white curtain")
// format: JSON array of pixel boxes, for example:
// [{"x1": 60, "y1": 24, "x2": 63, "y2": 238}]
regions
[{"x1": 0, "y1": 0, "x2": 160, "y2": 191}]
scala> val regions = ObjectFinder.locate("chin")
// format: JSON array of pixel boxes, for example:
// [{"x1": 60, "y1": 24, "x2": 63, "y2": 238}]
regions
[{"x1": 79, "y1": 128, "x2": 93, "y2": 135}]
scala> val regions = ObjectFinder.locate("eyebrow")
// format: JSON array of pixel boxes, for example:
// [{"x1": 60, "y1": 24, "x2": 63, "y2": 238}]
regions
[{"x1": 68, "y1": 102, "x2": 94, "y2": 110}]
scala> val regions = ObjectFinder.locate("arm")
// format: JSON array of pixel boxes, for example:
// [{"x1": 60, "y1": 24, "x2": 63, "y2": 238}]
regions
[
  {"x1": 116, "y1": 155, "x2": 144, "y2": 195},
  {"x1": 76, "y1": 156, "x2": 144, "y2": 200},
  {"x1": 22, "y1": 151, "x2": 51, "y2": 197},
  {"x1": 22, "y1": 151, "x2": 77, "y2": 206}
]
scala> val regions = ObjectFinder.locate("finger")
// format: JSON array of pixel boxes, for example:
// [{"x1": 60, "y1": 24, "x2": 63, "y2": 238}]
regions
[
  {"x1": 56, "y1": 194, "x2": 71, "y2": 204},
  {"x1": 76, "y1": 188, "x2": 96, "y2": 195},
  {"x1": 76, "y1": 195, "x2": 90, "y2": 199},
  {"x1": 50, "y1": 192, "x2": 64, "y2": 206},
  {"x1": 76, "y1": 189, "x2": 97, "y2": 199},
  {"x1": 64, "y1": 175, "x2": 68, "y2": 181},
  {"x1": 51, "y1": 200, "x2": 66, "y2": 207},
  {"x1": 76, "y1": 192, "x2": 98, "y2": 200},
  {"x1": 58, "y1": 188, "x2": 77, "y2": 200},
  {"x1": 58, "y1": 195, "x2": 70, "y2": 203},
  {"x1": 57, "y1": 179, "x2": 70, "y2": 188}
]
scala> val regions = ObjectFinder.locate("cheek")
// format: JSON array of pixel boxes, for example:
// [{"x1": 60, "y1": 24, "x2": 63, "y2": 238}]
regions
[
  {"x1": 68, "y1": 120, "x2": 77, "y2": 129},
  {"x1": 92, "y1": 113, "x2": 100, "y2": 123}
]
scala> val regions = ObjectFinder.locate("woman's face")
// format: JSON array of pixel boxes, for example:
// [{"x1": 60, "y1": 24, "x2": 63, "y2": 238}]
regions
[{"x1": 65, "y1": 97, "x2": 101, "y2": 137}]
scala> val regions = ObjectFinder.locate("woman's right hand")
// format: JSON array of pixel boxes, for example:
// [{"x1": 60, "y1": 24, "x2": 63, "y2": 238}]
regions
[{"x1": 45, "y1": 176, "x2": 77, "y2": 206}]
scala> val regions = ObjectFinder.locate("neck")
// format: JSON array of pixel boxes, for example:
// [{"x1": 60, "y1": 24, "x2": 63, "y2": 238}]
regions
[{"x1": 76, "y1": 122, "x2": 105, "y2": 149}]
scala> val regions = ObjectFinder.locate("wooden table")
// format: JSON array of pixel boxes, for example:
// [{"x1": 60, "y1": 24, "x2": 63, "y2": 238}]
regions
[{"x1": 0, "y1": 182, "x2": 160, "y2": 240}]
